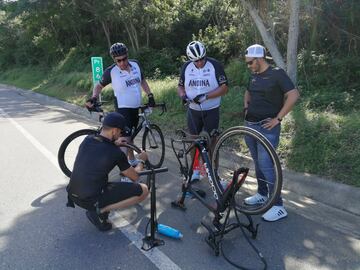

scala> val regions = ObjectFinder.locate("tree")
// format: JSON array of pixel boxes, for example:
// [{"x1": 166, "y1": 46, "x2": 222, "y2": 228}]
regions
[{"x1": 240, "y1": 0, "x2": 300, "y2": 84}]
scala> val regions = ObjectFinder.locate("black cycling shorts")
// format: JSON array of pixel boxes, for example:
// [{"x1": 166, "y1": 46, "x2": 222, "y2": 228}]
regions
[
  {"x1": 187, "y1": 107, "x2": 220, "y2": 135},
  {"x1": 98, "y1": 182, "x2": 143, "y2": 208},
  {"x1": 116, "y1": 108, "x2": 139, "y2": 136}
]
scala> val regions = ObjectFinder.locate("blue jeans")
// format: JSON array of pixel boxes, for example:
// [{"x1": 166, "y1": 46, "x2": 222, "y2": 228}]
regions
[{"x1": 245, "y1": 120, "x2": 282, "y2": 206}]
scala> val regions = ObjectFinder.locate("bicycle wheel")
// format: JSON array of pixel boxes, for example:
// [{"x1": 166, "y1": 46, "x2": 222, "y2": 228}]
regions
[
  {"x1": 212, "y1": 126, "x2": 282, "y2": 215},
  {"x1": 142, "y1": 124, "x2": 165, "y2": 168},
  {"x1": 58, "y1": 129, "x2": 98, "y2": 177}
]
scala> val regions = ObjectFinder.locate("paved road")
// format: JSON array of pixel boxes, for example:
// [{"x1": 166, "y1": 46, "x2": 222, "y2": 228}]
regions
[{"x1": 0, "y1": 85, "x2": 359, "y2": 270}]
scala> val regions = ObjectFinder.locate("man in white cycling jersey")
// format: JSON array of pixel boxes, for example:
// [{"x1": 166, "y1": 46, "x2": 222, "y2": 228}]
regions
[
  {"x1": 86, "y1": 43, "x2": 155, "y2": 165},
  {"x1": 178, "y1": 41, "x2": 228, "y2": 181}
]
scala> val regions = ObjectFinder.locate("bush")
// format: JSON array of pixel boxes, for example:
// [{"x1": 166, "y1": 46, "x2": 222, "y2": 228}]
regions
[
  {"x1": 133, "y1": 47, "x2": 180, "y2": 78},
  {"x1": 225, "y1": 59, "x2": 249, "y2": 87}
]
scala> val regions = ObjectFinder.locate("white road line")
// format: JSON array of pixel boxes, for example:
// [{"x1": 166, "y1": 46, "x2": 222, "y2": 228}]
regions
[
  {"x1": 0, "y1": 108, "x2": 60, "y2": 172},
  {"x1": 0, "y1": 107, "x2": 182, "y2": 270}
]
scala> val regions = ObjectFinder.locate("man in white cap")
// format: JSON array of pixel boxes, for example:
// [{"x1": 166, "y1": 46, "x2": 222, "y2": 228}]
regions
[{"x1": 243, "y1": 44, "x2": 300, "y2": 221}]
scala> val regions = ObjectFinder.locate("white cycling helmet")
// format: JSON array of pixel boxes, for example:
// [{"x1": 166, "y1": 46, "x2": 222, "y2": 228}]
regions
[{"x1": 186, "y1": 41, "x2": 206, "y2": 62}]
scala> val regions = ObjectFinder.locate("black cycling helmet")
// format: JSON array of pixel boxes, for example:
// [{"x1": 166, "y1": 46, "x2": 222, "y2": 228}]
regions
[{"x1": 109, "y1": 43, "x2": 128, "y2": 58}]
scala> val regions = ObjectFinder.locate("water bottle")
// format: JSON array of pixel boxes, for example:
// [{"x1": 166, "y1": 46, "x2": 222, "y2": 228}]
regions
[{"x1": 157, "y1": 223, "x2": 183, "y2": 239}]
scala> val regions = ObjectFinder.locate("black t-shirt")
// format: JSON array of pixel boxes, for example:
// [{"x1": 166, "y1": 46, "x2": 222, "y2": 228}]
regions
[
  {"x1": 67, "y1": 135, "x2": 130, "y2": 199},
  {"x1": 246, "y1": 66, "x2": 295, "y2": 121}
]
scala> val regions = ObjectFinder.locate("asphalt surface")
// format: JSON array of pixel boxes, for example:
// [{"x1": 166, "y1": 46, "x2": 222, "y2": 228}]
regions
[{"x1": 0, "y1": 84, "x2": 359, "y2": 270}]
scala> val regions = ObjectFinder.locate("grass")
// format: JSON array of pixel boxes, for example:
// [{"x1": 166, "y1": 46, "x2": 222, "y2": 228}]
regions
[{"x1": 1, "y1": 65, "x2": 359, "y2": 187}]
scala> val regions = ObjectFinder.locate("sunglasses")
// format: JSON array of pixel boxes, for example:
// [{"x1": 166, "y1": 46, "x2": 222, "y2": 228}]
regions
[
  {"x1": 246, "y1": 58, "x2": 257, "y2": 66},
  {"x1": 115, "y1": 56, "x2": 128, "y2": 63}
]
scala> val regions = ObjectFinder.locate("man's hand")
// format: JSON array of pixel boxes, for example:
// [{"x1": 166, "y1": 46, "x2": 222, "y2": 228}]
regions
[
  {"x1": 85, "y1": 97, "x2": 97, "y2": 110},
  {"x1": 114, "y1": 137, "x2": 128, "y2": 146},
  {"x1": 261, "y1": 118, "x2": 281, "y2": 130},
  {"x1": 193, "y1": 94, "x2": 207, "y2": 104},
  {"x1": 181, "y1": 94, "x2": 189, "y2": 105},
  {"x1": 148, "y1": 93, "x2": 155, "y2": 107},
  {"x1": 134, "y1": 151, "x2": 148, "y2": 173},
  {"x1": 136, "y1": 151, "x2": 148, "y2": 162}
]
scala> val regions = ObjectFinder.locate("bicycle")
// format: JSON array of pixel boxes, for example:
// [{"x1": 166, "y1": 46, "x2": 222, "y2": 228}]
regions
[
  {"x1": 170, "y1": 125, "x2": 282, "y2": 269},
  {"x1": 58, "y1": 101, "x2": 166, "y2": 177}
]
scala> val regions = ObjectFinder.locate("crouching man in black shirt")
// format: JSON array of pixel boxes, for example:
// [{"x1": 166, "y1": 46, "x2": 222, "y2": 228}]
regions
[{"x1": 66, "y1": 112, "x2": 149, "y2": 231}]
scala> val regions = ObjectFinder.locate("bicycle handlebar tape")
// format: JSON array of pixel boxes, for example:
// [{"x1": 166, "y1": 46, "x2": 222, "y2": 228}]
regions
[{"x1": 157, "y1": 224, "x2": 183, "y2": 239}]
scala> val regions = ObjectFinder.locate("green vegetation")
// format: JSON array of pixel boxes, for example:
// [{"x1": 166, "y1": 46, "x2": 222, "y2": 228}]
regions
[{"x1": 0, "y1": 0, "x2": 359, "y2": 187}]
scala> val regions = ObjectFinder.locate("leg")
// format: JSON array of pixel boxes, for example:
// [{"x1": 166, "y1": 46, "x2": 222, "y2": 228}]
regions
[
  {"x1": 99, "y1": 182, "x2": 149, "y2": 213},
  {"x1": 244, "y1": 128, "x2": 268, "y2": 196},
  {"x1": 100, "y1": 184, "x2": 148, "y2": 212},
  {"x1": 116, "y1": 108, "x2": 139, "y2": 164},
  {"x1": 203, "y1": 107, "x2": 220, "y2": 159},
  {"x1": 187, "y1": 108, "x2": 203, "y2": 181}
]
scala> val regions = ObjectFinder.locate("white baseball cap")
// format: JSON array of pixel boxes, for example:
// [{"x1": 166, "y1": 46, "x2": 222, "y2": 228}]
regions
[{"x1": 245, "y1": 44, "x2": 266, "y2": 58}]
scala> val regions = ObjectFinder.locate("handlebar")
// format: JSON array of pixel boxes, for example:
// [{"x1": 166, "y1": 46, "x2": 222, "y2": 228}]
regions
[
  {"x1": 138, "y1": 167, "x2": 168, "y2": 176},
  {"x1": 139, "y1": 102, "x2": 167, "y2": 116},
  {"x1": 86, "y1": 101, "x2": 104, "y2": 113}
]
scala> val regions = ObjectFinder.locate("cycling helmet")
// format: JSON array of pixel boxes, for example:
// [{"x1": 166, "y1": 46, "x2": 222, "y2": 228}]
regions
[
  {"x1": 186, "y1": 41, "x2": 206, "y2": 62},
  {"x1": 109, "y1": 43, "x2": 128, "y2": 58}
]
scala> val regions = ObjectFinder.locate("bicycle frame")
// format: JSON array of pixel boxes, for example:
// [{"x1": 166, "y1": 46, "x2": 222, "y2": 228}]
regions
[
  {"x1": 171, "y1": 132, "x2": 248, "y2": 215},
  {"x1": 130, "y1": 103, "x2": 166, "y2": 141}
]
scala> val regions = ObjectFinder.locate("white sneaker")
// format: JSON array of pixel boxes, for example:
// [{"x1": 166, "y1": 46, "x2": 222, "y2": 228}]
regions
[
  {"x1": 262, "y1": 206, "x2": 288, "y2": 222},
  {"x1": 244, "y1": 193, "x2": 268, "y2": 205},
  {"x1": 191, "y1": 170, "x2": 200, "y2": 182}
]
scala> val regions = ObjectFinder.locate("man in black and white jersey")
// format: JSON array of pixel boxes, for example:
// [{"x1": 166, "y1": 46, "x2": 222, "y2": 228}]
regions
[
  {"x1": 86, "y1": 43, "x2": 155, "y2": 165},
  {"x1": 178, "y1": 41, "x2": 228, "y2": 181}
]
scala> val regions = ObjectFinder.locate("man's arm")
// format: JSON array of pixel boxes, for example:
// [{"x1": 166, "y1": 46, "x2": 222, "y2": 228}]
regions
[
  {"x1": 262, "y1": 88, "x2": 300, "y2": 130},
  {"x1": 206, "y1": 84, "x2": 228, "y2": 99},
  {"x1": 178, "y1": 85, "x2": 186, "y2": 98},
  {"x1": 141, "y1": 79, "x2": 152, "y2": 95},
  {"x1": 243, "y1": 89, "x2": 251, "y2": 116},
  {"x1": 244, "y1": 90, "x2": 251, "y2": 108},
  {"x1": 277, "y1": 89, "x2": 300, "y2": 120},
  {"x1": 119, "y1": 151, "x2": 148, "y2": 182},
  {"x1": 85, "y1": 83, "x2": 104, "y2": 108},
  {"x1": 92, "y1": 83, "x2": 104, "y2": 98}
]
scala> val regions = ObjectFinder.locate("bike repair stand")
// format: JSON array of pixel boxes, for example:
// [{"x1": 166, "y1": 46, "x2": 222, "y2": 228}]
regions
[
  {"x1": 201, "y1": 204, "x2": 259, "y2": 256},
  {"x1": 140, "y1": 167, "x2": 168, "y2": 251}
]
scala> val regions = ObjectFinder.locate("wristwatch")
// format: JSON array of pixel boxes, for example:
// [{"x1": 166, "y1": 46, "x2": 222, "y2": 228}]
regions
[{"x1": 277, "y1": 117, "x2": 282, "y2": 122}]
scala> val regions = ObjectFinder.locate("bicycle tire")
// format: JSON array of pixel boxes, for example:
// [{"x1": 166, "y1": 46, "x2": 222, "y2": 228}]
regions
[
  {"x1": 58, "y1": 129, "x2": 98, "y2": 177},
  {"x1": 142, "y1": 124, "x2": 165, "y2": 168},
  {"x1": 212, "y1": 126, "x2": 282, "y2": 215},
  {"x1": 58, "y1": 128, "x2": 148, "y2": 178}
]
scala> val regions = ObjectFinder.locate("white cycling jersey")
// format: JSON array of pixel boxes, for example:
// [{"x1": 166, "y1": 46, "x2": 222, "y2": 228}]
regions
[
  {"x1": 178, "y1": 57, "x2": 228, "y2": 111},
  {"x1": 100, "y1": 60, "x2": 144, "y2": 108}
]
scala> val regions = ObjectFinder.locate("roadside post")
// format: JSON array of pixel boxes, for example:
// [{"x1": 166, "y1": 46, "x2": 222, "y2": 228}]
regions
[{"x1": 91, "y1": 56, "x2": 103, "y2": 101}]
